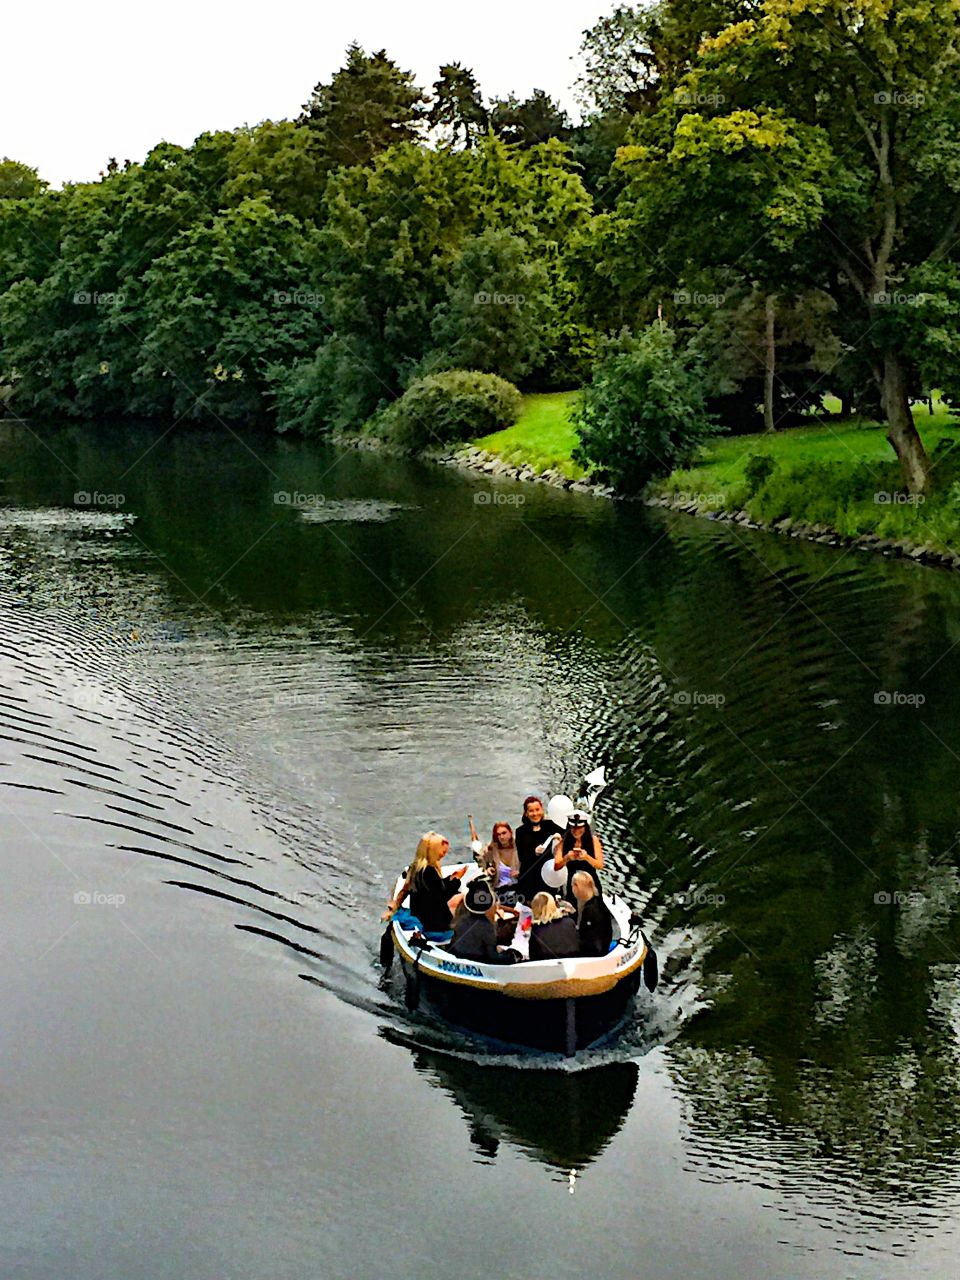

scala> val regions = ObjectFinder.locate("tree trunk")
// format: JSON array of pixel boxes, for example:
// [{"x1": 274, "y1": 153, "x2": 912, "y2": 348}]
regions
[
  {"x1": 763, "y1": 293, "x2": 776, "y2": 433},
  {"x1": 882, "y1": 351, "x2": 930, "y2": 496}
]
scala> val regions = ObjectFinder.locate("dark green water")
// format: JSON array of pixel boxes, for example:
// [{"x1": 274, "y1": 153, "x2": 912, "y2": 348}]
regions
[{"x1": 1, "y1": 420, "x2": 959, "y2": 1277}]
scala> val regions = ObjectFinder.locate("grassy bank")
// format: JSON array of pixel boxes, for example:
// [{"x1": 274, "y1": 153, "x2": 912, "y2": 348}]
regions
[
  {"x1": 475, "y1": 391, "x2": 584, "y2": 478},
  {"x1": 653, "y1": 401, "x2": 960, "y2": 552},
  {"x1": 474, "y1": 390, "x2": 960, "y2": 556}
]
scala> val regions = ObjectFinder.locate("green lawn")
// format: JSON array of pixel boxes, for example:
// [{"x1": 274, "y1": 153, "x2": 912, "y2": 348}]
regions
[
  {"x1": 657, "y1": 399, "x2": 960, "y2": 552},
  {"x1": 474, "y1": 389, "x2": 960, "y2": 554},
  {"x1": 662, "y1": 401, "x2": 959, "y2": 493},
  {"x1": 475, "y1": 391, "x2": 584, "y2": 478}
]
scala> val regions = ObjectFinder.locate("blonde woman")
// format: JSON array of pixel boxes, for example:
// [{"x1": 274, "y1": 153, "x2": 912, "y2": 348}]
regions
[
  {"x1": 382, "y1": 832, "x2": 465, "y2": 932},
  {"x1": 528, "y1": 891, "x2": 579, "y2": 961}
]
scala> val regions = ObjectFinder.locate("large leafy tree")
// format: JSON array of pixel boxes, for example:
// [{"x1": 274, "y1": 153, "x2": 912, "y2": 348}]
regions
[
  {"x1": 275, "y1": 136, "x2": 592, "y2": 432},
  {"x1": 611, "y1": 0, "x2": 960, "y2": 494},
  {"x1": 300, "y1": 44, "x2": 426, "y2": 169},
  {"x1": 131, "y1": 197, "x2": 324, "y2": 423}
]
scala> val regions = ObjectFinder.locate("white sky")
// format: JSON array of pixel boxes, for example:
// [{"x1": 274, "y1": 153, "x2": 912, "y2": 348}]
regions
[{"x1": 4, "y1": 0, "x2": 610, "y2": 188}]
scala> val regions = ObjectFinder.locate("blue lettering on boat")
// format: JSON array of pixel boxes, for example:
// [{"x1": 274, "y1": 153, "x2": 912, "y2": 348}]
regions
[{"x1": 438, "y1": 959, "x2": 484, "y2": 978}]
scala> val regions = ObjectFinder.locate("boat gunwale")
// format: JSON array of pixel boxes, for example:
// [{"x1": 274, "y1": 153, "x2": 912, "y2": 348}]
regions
[{"x1": 389, "y1": 865, "x2": 646, "y2": 1000}]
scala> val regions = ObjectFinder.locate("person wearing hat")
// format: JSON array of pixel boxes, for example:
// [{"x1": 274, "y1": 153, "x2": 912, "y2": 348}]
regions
[
  {"x1": 448, "y1": 879, "x2": 518, "y2": 964},
  {"x1": 550, "y1": 810, "x2": 604, "y2": 904}
]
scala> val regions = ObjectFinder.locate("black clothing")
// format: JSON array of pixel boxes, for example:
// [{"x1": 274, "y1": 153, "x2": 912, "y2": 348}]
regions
[
  {"x1": 529, "y1": 916, "x2": 579, "y2": 961},
  {"x1": 578, "y1": 896, "x2": 614, "y2": 957},
  {"x1": 515, "y1": 818, "x2": 561, "y2": 876},
  {"x1": 561, "y1": 854, "x2": 603, "y2": 903},
  {"x1": 515, "y1": 818, "x2": 562, "y2": 902},
  {"x1": 449, "y1": 913, "x2": 513, "y2": 964},
  {"x1": 409, "y1": 865, "x2": 459, "y2": 933}
]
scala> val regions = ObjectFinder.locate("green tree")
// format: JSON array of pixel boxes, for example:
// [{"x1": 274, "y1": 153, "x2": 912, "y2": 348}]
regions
[
  {"x1": 301, "y1": 44, "x2": 426, "y2": 168},
  {"x1": 573, "y1": 325, "x2": 717, "y2": 489},
  {"x1": 429, "y1": 63, "x2": 488, "y2": 149},
  {"x1": 427, "y1": 229, "x2": 552, "y2": 383},
  {"x1": 628, "y1": 0, "x2": 960, "y2": 494},
  {"x1": 132, "y1": 197, "x2": 324, "y2": 423},
  {"x1": 576, "y1": 4, "x2": 667, "y2": 115},
  {"x1": 489, "y1": 90, "x2": 569, "y2": 148},
  {"x1": 0, "y1": 158, "x2": 47, "y2": 200}
]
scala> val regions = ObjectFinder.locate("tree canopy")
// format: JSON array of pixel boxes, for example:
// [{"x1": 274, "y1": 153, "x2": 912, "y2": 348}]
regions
[{"x1": 2, "y1": 15, "x2": 960, "y2": 492}]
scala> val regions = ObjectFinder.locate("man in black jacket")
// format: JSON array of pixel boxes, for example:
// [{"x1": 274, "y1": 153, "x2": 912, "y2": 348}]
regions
[
  {"x1": 572, "y1": 871, "x2": 614, "y2": 957},
  {"x1": 514, "y1": 796, "x2": 562, "y2": 901}
]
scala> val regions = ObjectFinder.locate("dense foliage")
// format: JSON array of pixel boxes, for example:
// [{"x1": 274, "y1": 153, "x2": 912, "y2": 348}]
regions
[
  {"x1": 2, "y1": 6, "x2": 960, "y2": 490},
  {"x1": 573, "y1": 326, "x2": 716, "y2": 489},
  {"x1": 375, "y1": 369, "x2": 522, "y2": 450}
]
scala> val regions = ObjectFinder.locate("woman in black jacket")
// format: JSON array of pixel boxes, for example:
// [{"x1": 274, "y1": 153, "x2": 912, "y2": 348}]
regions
[
  {"x1": 449, "y1": 879, "x2": 516, "y2": 964},
  {"x1": 549, "y1": 810, "x2": 604, "y2": 903},
  {"x1": 528, "y1": 892, "x2": 579, "y2": 961},
  {"x1": 572, "y1": 871, "x2": 614, "y2": 957},
  {"x1": 382, "y1": 832, "x2": 465, "y2": 932}
]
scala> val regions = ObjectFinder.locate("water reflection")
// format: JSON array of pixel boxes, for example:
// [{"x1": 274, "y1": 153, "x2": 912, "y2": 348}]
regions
[
  {"x1": 395, "y1": 1038, "x2": 638, "y2": 1172},
  {"x1": 6, "y1": 421, "x2": 960, "y2": 1254}
]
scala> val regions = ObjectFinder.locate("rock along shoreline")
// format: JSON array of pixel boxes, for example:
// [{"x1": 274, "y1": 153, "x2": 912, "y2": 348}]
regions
[{"x1": 332, "y1": 433, "x2": 958, "y2": 571}]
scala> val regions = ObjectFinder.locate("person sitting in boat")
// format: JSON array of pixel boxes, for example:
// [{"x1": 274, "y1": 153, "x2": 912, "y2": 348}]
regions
[
  {"x1": 571, "y1": 871, "x2": 614, "y2": 957},
  {"x1": 448, "y1": 879, "x2": 517, "y2": 964},
  {"x1": 514, "y1": 796, "x2": 562, "y2": 899},
  {"x1": 550, "y1": 810, "x2": 604, "y2": 903},
  {"x1": 381, "y1": 831, "x2": 465, "y2": 931},
  {"x1": 481, "y1": 821, "x2": 521, "y2": 888},
  {"x1": 528, "y1": 891, "x2": 579, "y2": 961}
]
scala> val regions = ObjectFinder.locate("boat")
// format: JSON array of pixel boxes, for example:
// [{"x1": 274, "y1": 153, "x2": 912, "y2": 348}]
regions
[{"x1": 383, "y1": 862, "x2": 656, "y2": 1055}]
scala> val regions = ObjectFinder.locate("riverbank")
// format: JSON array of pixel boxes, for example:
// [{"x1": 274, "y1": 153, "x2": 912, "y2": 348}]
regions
[
  {"x1": 342, "y1": 391, "x2": 960, "y2": 567},
  {"x1": 471, "y1": 394, "x2": 960, "y2": 569},
  {"x1": 649, "y1": 402, "x2": 960, "y2": 564}
]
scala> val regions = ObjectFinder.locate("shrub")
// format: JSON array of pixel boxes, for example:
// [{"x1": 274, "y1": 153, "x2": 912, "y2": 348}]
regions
[
  {"x1": 377, "y1": 370, "x2": 522, "y2": 451},
  {"x1": 573, "y1": 326, "x2": 719, "y2": 490},
  {"x1": 743, "y1": 452, "x2": 776, "y2": 496}
]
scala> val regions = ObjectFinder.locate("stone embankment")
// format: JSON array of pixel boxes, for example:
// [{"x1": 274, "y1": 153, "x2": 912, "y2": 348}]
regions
[{"x1": 644, "y1": 491, "x2": 960, "y2": 569}]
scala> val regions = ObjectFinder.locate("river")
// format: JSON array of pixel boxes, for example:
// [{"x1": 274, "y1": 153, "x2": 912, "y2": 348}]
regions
[{"x1": 1, "y1": 419, "x2": 959, "y2": 1278}]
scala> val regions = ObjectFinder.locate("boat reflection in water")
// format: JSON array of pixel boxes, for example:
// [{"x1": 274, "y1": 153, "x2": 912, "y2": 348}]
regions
[{"x1": 396, "y1": 1038, "x2": 638, "y2": 1171}]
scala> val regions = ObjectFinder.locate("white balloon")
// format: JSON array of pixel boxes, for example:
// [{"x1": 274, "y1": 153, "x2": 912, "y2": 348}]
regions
[
  {"x1": 546, "y1": 794, "x2": 574, "y2": 829},
  {"x1": 541, "y1": 861, "x2": 567, "y2": 890}
]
